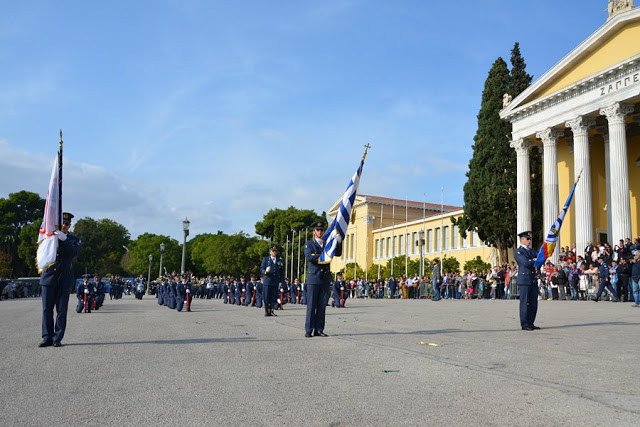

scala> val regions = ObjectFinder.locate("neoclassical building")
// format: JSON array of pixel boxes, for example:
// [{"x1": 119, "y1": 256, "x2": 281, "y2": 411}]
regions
[
  {"x1": 328, "y1": 195, "x2": 497, "y2": 277},
  {"x1": 500, "y1": 2, "x2": 640, "y2": 263}
]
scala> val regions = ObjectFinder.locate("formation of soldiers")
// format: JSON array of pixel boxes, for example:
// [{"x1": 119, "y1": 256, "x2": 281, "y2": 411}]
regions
[
  {"x1": 149, "y1": 272, "x2": 351, "y2": 312},
  {"x1": 108, "y1": 275, "x2": 130, "y2": 300},
  {"x1": 75, "y1": 273, "x2": 106, "y2": 313}
]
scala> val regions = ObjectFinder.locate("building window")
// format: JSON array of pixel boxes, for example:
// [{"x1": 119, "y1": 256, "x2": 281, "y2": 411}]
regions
[
  {"x1": 452, "y1": 225, "x2": 458, "y2": 249},
  {"x1": 412, "y1": 232, "x2": 417, "y2": 254},
  {"x1": 427, "y1": 229, "x2": 433, "y2": 253},
  {"x1": 386, "y1": 237, "x2": 391, "y2": 258},
  {"x1": 399, "y1": 235, "x2": 403, "y2": 255},
  {"x1": 471, "y1": 231, "x2": 477, "y2": 247},
  {"x1": 435, "y1": 228, "x2": 441, "y2": 251},
  {"x1": 444, "y1": 226, "x2": 450, "y2": 250}
]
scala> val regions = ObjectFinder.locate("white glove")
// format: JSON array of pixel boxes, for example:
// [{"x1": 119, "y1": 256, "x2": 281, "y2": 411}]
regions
[
  {"x1": 265, "y1": 266, "x2": 271, "y2": 273},
  {"x1": 54, "y1": 230, "x2": 67, "y2": 241},
  {"x1": 277, "y1": 298, "x2": 281, "y2": 304},
  {"x1": 84, "y1": 289, "x2": 89, "y2": 294},
  {"x1": 340, "y1": 287, "x2": 344, "y2": 291},
  {"x1": 335, "y1": 234, "x2": 342, "y2": 243},
  {"x1": 186, "y1": 289, "x2": 190, "y2": 293}
]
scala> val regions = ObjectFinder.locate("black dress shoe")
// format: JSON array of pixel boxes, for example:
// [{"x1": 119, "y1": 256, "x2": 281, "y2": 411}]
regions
[
  {"x1": 522, "y1": 327, "x2": 535, "y2": 331},
  {"x1": 53, "y1": 341, "x2": 62, "y2": 347},
  {"x1": 38, "y1": 340, "x2": 53, "y2": 348},
  {"x1": 314, "y1": 331, "x2": 328, "y2": 337},
  {"x1": 532, "y1": 326, "x2": 541, "y2": 330},
  {"x1": 305, "y1": 332, "x2": 312, "y2": 338}
]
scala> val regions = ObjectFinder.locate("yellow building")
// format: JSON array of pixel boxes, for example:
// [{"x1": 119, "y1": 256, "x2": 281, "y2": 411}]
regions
[
  {"x1": 501, "y1": 2, "x2": 640, "y2": 263},
  {"x1": 328, "y1": 195, "x2": 498, "y2": 278}
]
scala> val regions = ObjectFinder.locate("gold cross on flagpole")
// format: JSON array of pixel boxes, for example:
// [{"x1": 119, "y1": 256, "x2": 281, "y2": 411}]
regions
[{"x1": 362, "y1": 143, "x2": 371, "y2": 162}]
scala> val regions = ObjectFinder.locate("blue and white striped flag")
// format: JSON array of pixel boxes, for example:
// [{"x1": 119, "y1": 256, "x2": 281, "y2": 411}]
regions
[{"x1": 318, "y1": 146, "x2": 370, "y2": 264}]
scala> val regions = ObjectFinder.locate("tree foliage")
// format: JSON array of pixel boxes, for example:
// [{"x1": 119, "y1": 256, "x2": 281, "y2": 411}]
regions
[
  {"x1": 453, "y1": 43, "x2": 534, "y2": 263},
  {"x1": 190, "y1": 232, "x2": 271, "y2": 277},
  {"x1": 122, "y1": 233, "x2": 182, "y2": 277},
  {"x1": 17, "y1": 218, "x2": 42, "y2": 276},
  {"x1": 463, "y1": 256, "x2": 492, "y2": 273},
  {"x1": 254, "y1": 207, "x2": 324, "y2": 244},
  {"x1": 72, "y1": 217, "x2": 131, "y2": 276},
  {"x1": 0, "y1": 191, "x2": 45, "y2": 277}
]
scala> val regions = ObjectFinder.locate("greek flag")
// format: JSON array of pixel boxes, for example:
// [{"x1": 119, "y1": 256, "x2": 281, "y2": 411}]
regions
[
  {"x1": 318, "y1": 146, "x2": 369, "y2": 264},
  {"x1": 534, "y1": 175, "x2": 580, "y2": 268}
]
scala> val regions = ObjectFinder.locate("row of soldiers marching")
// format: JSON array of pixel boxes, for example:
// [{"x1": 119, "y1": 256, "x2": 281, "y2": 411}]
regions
[
  {"x1": 75, "y1": 273, "x2": 106, "y2": 313},
  {"x1": 156, "y1": 275, "x2": 193, "y2": 312}
]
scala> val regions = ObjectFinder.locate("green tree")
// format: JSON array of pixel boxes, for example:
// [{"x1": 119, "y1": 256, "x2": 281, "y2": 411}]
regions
[
  {"x1": 17, "y1": 218, "x2": 42, "y2": 276},
  {"x1": 509, "y1": 42, "x2": 541, "y2": 248},
  {"x1": 442, "y1": 255, "x2": 460, "y2": 274},
  {"x1": 73, "y1": 217, "x2": 131, "y2": 276},
  {"x1": 463, "y1": 256, "x2": 492, "y2": 273},
  {"x1": 340, "y1": 263, "x2": 366, "y2": 281},
  {"x1": 452, "y1": 57, "x2": 516, "y2": 264},
  {"x1": 0, "y1": 191, "x2": 45, "y2": 277},
  {"x1": 122, "y1": 233, "x2": 181, "y2": 277},
  {"x1": 255, "y1": 207, "x2": 324, "y2": 244}
]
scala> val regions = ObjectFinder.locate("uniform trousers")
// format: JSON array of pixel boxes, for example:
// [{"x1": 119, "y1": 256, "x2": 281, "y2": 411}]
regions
[
  {"x1": 518, "y1": 284, "x2": 539, "y2": 329},
  {"x1": 41, "y1": 284, "x2": 71, "y2": 342},
  {"x1": 305, "y1": 283, "x2": 329, "y2": 333}
]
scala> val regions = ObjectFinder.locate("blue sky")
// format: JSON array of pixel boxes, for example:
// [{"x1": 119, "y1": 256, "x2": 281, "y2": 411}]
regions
[{"x1": 0, "y1": 1, "x2": 609, "y2": 240}]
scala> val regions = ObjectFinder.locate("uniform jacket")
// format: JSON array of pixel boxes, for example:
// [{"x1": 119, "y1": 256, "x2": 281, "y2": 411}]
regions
[
  {"x1": 260, "y1": 256, "x2": 284, "y2": 287},
  {"x1": 304, "y1": 239, "x2": 342, "y2": 285},
  {"x1": 40, "y1": 233, "x2": 81, "y2": 289},
  {"x1": 514, "y1": 246, "x2": 537, "y2": 286}
]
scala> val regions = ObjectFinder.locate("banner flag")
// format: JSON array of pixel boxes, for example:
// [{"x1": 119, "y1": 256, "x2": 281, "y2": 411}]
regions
[{"x1": 319, "y1": 144, "x2": 369, "y2": 264}]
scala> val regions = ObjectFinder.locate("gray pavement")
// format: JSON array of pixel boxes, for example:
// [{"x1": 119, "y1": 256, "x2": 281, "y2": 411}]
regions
[{"x1": 1, "y1": 294, "x2": 638, "y2": 426}]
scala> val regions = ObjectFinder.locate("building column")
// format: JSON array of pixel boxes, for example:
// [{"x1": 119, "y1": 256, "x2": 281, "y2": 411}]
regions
[
  {"x1": 536, "y1": 128, "x2": 563, "y2": 265},
  {"x1": 602, "y1": 131, "x2": 613, "y2": 242},
  {"x1": 510, "y1": 138, "x2": 533, "y2": 236},
  {"x1": 600, "y1": 103, "x2": 634, "y2": 245},
  {"x1": 565, "y1": 117, "x2": 595, "y2": 257}
]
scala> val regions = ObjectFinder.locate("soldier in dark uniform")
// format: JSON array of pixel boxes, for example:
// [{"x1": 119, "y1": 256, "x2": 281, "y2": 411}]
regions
[
  {"x1": 514, "y1": 231, "x2": 540, "y2": 331},
  {"x1": 167, "y1": 277, "x2": 177, "y2": 309},
  {"x1": 236, "y1": 277, "x2": 245, "y2": 306},
  {"x1": 332, "y1": 272, "x2": 348, "y2": 308},
  {"x1": 222, "y1": 280, "x2": 229, "y2": 304},
  {"x1": 594, "y1": 256, "x2": 619, "y2": 302},
  {"x1": 40, "y1": 212, "x2": 81, "y2": 347},
  {"x1": 76, "y1": 274, "x2": 94, "y2": 313},
  {"x1": 135, "y1": 279, "x2": 145, "y2": 300},
  {"x1": 229, "y1": 280, "x2": 237, "y2": 305},
  {"x1": 94, "y1": 273, "x2": 105, "y2": 310},
  {"x1": 260, "y1": 245, "x2": 284, "y2": 317},
  {"x1": 290, "y1": 278, "x2": 299, "y2": 304},
  {"x1": 304, "y1": 221, "x2": 342, "y2": 337},
  {"x1": 255, "y1": 276, "x2": 264, "y2": 308},
  {"x1": 245, "y1": 276, "x2": 255, "y2": 306},
  {"x1": 157, "y1": 277, "x2": 165, "y2": 306},
  {"x1": 176, "y1": 277, "x2": 186, "y2": 311}
]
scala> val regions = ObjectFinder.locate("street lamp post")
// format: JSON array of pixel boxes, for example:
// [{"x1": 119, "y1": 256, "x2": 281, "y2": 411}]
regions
[
  {"x1": 181, "y1": 217, "x2": 190, "y2": 276},
  {"x1": 159, "y1": 242, "x2": 165, "y2": 278},
  {"x1": 147, "y1": 254, "x2": 153, "y2": 295}
]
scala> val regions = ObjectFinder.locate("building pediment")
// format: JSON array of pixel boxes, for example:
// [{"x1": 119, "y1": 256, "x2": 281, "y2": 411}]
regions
[{"x1": 501, "y1": 7, "x2": 640, "y2": 121}]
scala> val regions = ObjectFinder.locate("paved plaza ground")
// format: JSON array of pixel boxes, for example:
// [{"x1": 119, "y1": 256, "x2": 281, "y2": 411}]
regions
[{"x1": 0, "y1": 294, "x2": 638, "y2": 426}]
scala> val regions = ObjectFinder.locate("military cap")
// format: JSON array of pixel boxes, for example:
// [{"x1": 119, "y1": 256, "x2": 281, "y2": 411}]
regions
[
  {"x1": 311, "y1": 221, "x2": 325, "y2": 230},
  {"x1": 93, "y1": 272, "x2": 101, "y2": 278},
  {"x1": 269, "y1": 245, "x2": 279, "y2": 251},
  {"x1": 517, "y1": 231, "x2": 532, "y2": 239},
  {"x1": 62, "y1": 212, "x2": 74, "y2": 223},
  {"x1": 82, "y1": 273, "x2": 91, "y2": 279}
]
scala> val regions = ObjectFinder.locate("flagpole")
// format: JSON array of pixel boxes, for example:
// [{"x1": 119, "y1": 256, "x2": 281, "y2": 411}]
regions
[
  {"x1": 405, "y1": 196, "x2": 408, "y2": 277},
  {"x1": 58, "y1": 129, "x2": 63, "y2": 228},
  {"x1": 391, "y1": 200, "x2": 395, "y2": 277},
  {"x1": 440, "y1": 186, "x2": 444, "y2": 263},
  {"x1": 378, "y1": 204, "x2": 383, "y2": 280}
]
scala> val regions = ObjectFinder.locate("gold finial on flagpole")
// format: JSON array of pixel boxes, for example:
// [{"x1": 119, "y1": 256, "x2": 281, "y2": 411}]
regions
[
  {"x1": 576, "y1": 168, "x2": 583, "y2": 182},
  {"x1": 362, "y1": 143, "x2": 371, "y2": 163},
  {"x1": 59, "y1": 129, "x2": 63, "y2": 150}
]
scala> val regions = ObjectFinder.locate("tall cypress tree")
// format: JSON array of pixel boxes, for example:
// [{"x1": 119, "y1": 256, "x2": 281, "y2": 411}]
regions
[
  {"x1": 452, "y1": 57, "x2": 516, "y2": 263},
  {"x1": 509, "y1": 42, "x2": 541, "y2": 247}
]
